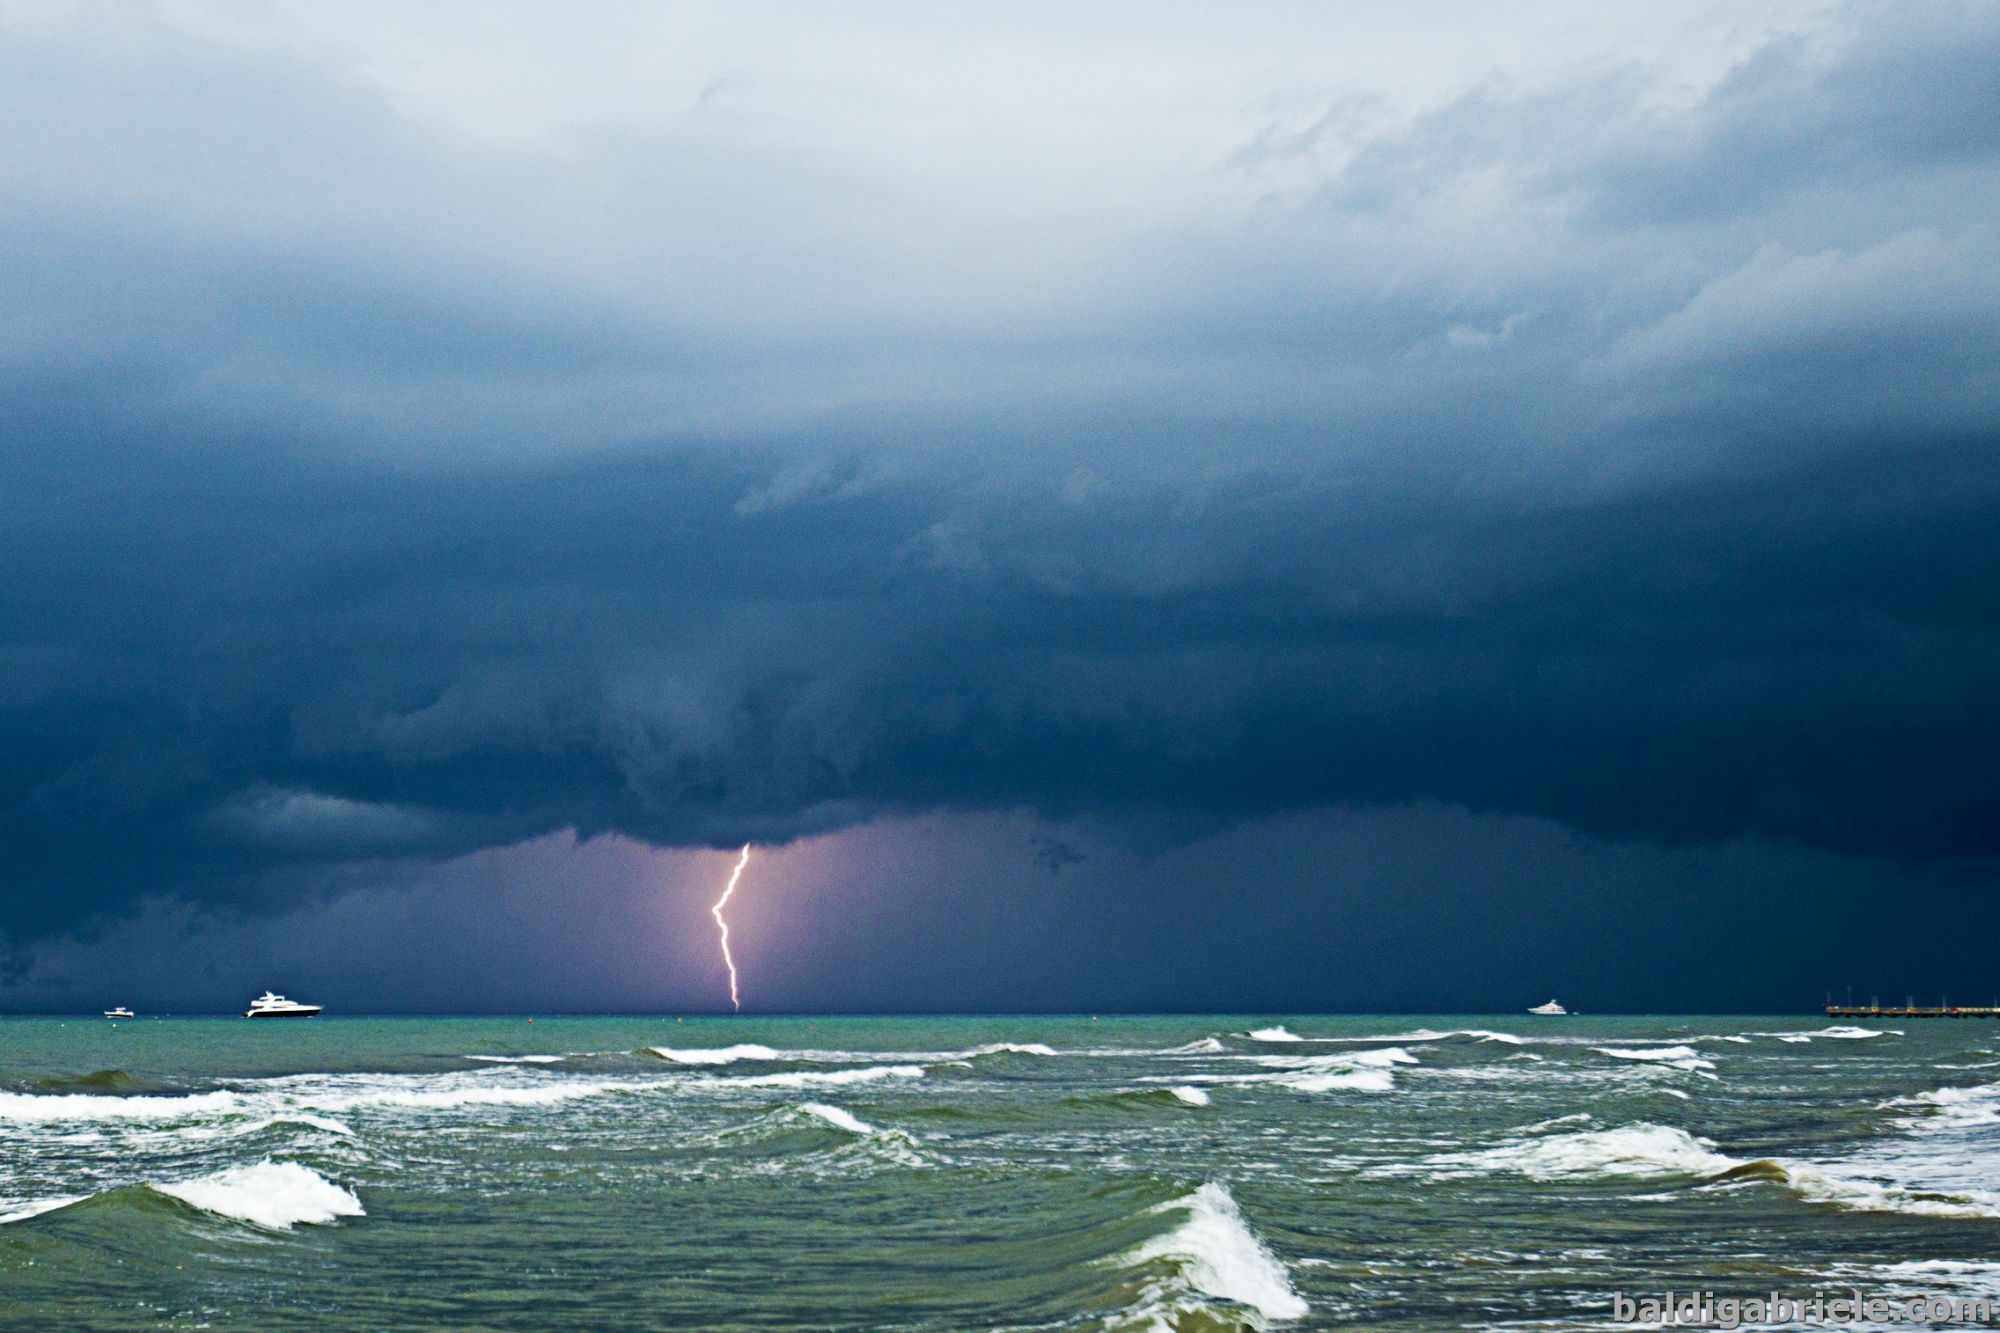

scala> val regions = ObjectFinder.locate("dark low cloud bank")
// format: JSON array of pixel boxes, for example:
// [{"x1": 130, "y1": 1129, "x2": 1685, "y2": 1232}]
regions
[
  {"x1": 2, "y1": 2, "x2": 1998, "y2": 950},
  {"x1": 4, "y1": 411, "x2": 1993, "y2": 943}
]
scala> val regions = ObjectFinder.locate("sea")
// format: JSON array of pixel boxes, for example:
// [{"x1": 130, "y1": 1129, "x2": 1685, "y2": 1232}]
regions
[{"x1": 4, "y1": 1014, "x2": 2000, "y2": 1330}]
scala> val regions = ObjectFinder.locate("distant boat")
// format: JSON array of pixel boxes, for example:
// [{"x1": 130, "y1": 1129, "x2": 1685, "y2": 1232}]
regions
[
  {"x1": 245, "y1": 991, "x2": 322, "y2": 1019},
  {"x1": 103, "y1": 1006, "x2": 134, "y2": 1020},
  {"x1": 1528, "y1": 999, "x2": 1568, "y2": 1016}
]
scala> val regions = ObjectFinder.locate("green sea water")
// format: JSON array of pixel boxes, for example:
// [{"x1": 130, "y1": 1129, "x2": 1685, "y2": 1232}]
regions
[{"x1": 4, "y1": 1014, "x2": 2000, "y2": 1329}]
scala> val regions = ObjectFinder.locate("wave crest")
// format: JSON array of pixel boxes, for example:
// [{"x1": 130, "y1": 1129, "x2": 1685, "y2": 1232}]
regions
[
  {"x1": 1123, "y1": 1183, "x2": 1307, "y2": 1324},
  {"x1": 155, "y1": 1161, "x2": 363, "y2": 1230},
  {"x1": 648, "y1": 1044, "x2": 781, "y2": 1066}
]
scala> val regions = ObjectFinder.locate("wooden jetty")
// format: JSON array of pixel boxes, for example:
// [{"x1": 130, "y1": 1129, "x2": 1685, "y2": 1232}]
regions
[{"x1": 1825, "y1": 1004, "x2": 2000, "y2": 1019}]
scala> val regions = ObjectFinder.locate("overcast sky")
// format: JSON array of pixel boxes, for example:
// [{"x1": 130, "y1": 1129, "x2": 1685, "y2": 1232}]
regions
[{"x1": 3, "y1": 1, "x2": 1996, "y2": 1012}]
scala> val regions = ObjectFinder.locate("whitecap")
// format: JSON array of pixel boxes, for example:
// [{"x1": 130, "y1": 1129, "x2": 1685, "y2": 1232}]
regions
[
  {"x1": 1124, "y1": 1183, "x2": 1307, "y2": 1322},
  {"x1": 233, "y1": 1113, "x2": 355, "y2": 1138},
  {"x1": 647, "y1": 1044, "x2": 781, "y2": 1066},
  {"x1": 1779, "y1": 1163, "x2": 2000, "y2": 1220},
  {"x1": 1162, "y1": 1038, "x2": 1226, "y2": 1055},
  {"x1": 1169, "y1": 1086, "x2": 1211, "y2": 1107},
  {"x1": 1593, "y1": 1045, "x2": 1701, "y2": 1062},
  {"x1": 1246, "y1": 1027, "x2": 1302, "y2": 1042},
  {"x1": 1404, "y1": 1122, "x2": 1741, "y2": 1182},
  {"x1": 720, "y1": 1065, "x2": 925, "y2": 1090},
  {"x1": 796, "y1": 1102, "x2": 876, "y2": 1135},
  {"x1": 958, "y1": 1042, "x2": 1059, "y2": 1058},
  {"x1": 465, "y1": 1054, "x2": 566, "y2": 1065},
  {"x1": 155, "y1": 1161, "x2": 363, "y2": 1230},
  {"x1": 304, "y1": 1080, "x2": 633, "y2": 1112},
  {"x1": 1254, "y1": 1047, "x2": 1417, "y2": 1071},
  {"x1": 0, "y1": 1090, "x2": 243, "y2": 1123},
  {"x1": 1279, "y1": 1069, "x2": 1394, "y2": 1094},
  {"x1": 1520, "y1": 1112, "x2": 1594, "y2": 1133},
  {"x1": 0, "y1": 1196, "x2": 85, "y2": 1225},
  {"x1": 1816, "y1": 1025, "x2": 1895, "y2": 1039},
  {"x1": 1592, "y1": 1045, "x2": 1716, "y2": 1073}
]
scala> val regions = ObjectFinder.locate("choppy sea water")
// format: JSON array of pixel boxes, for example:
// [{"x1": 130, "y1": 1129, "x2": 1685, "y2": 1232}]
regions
[{"x1": 5, "y1": 1015, "x2": 2000, "y2": 1330}]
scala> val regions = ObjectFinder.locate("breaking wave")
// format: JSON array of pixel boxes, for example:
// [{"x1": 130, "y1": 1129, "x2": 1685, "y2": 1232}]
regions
[
  {"x1": 1394, "y1": 1119, "x2": 2000, "y2": 1220},
  {"x1": 795, "y1": 1102, "x2": 877, "y2": 1136},
  {"x1": 718, "y1": 1065, "x2": 925, "y2": 1091},
  {"x1": 0, "y1": 1090, "x2": 242, "y2": 1123},
  {"x1": 1162, "y1": 1038, "x2": 1226, "y2": 1055},
  {"x1": 1591, "y1": 1045, "x2": 1716, "y2": 1074},
  {"x1": 1170, "y1": 1086, "x2": 1211, "y2": 1107},
  {"x1": 1246, "y1": 1027, "x2": 1302, "y2": 1042},
  {"x1": 1413, "y1": 1122, "x2": 1743, "y2": 1181},
  {"x1": 958, "y1": 1042, "x2": 1059, "y2": 1058},
  {"x1": 648, "y1": 1044, "x2": 781, "y2": 1066},
  {"x1": 154, "y1": 1161, "x2": 363, "y2": 1230},
  {"x1": 1120, "y1": 1183, "x2": 1308, "y2": 1325},
  {"x1": 1158, "y1": 1047, "x2": 1410, "y2": 1096}
]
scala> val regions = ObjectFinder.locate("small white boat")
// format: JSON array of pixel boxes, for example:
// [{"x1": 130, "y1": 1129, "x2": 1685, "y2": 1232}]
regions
[
  {"x1": 245, "y1": 991, "x2": 322, "y2": 1019},
  {"x1": 1528, "y1": 999, "x2": 1568, "y2": 1016},
  {"x1": 103, "y1": 1006, "x2": 135, "y2": 1020}
]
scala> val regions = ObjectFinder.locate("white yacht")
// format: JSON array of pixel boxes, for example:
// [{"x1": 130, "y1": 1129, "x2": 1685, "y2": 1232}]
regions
[
  {"x1": 103, "y1": 1006, "x2": 135, "y2": 1020},
  {"x1": 245, "y1": 991, "x2": 322, "y2": 1019},
  {"x1": 1528, "y1": 999, "x2": 1568, "y2": 1016}
]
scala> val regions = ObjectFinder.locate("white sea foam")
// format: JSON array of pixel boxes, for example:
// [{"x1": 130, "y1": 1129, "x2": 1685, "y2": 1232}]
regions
[
  {"x1": 1402, "y1": 1123, "x2": 1741, "y2": 1182},
  {"x1": 1899, "y1": 1080, "x2": 2000, "y2": 1128},
  {"x1": 721, "y1": 1065, "x2": 925, "y2": 1090},
  {"x1": 1519, "y1": 1112, "x2": 1594, "y2": 1133},
  {"x1": 648, "y1": 1044, "x2": 781, "y2": 1066},
  {"x1": 1159, "y1": 1044, "x2": 1409, "y2": 1094},
  {"x1": 1780, "y1": 1163, "x2": 2000, "y2": 1220},
  {"x1": 1777, "y1": 1034, "x2": 1812, "y2": 1043},
  {"x1": 0, "y1": 1090, "x2": 242, "y2": 1123},
  {"x1": 1279, "y1": 1069, "x2": 1395, "y2": 1094},
  {"x1": 1864, "y1": 1259, "x2": 2000, "y2": 1299},
  {"x1": 1255, "y1": 1047, "x2": 1416, "y2": 1071},
  {"x1": 0, "y1": 1195, "x2": 84, "y2": 1225},
  {"x1": 233, "y1": 1113, "x2": 355, "y2": 1137},
  {"x1": 1170, "y1": 1086, "x2": 1211, "y2": 1107},
  {"x1": 1393, "y1": 1116, "x2": 2000, "y2": 1221},
  {"x1": 1816, "y1": 1025, "x2": 1895, "y2": 1038},
  {"x1": 1593, "y1": 1045, "x2": 1700, "y2": 1062},
  {"x1": 1348, "y1": 1046, "x2": 1418, "y2": 1068},
  {"x1": 304, "y1": 1079, "x2": 634, "y2": 1112},
  {"x1": 155, "y1": 1161, "x2": 363, "y2": 1230},
  {"x1": 796, "y1": 1102, "x2": 876, "y2": 1135},
  {"x1": 1126, "y1": 1184, "x2": 1307, "y2": 1323},
  {"x1": 1592, "y1": 1045, "x2": 1716, "y2": 1073},
  {"x1": 1246, "y1": 1027, "x2": 1302, "y2": 1042},
  {"x1": 959, "y1": 1042, "x2": 1059, "y2": 1058},
  {"x1": 1163, "y1": 1038, "x2": 1226, "y2": 1055},
  {"x1": 465, "y1": 1054, "x2": 566, "y2": 1065}
]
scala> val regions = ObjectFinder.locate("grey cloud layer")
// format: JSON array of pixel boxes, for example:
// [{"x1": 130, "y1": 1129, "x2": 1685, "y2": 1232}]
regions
[{"x1": 2, "y1": 2, "x2": 1996, "y2": 941}]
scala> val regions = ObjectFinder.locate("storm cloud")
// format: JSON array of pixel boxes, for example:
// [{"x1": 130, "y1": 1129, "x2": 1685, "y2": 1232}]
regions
[{"x1": 1, "y1": 2, "x2": 1996, "y2": 996}]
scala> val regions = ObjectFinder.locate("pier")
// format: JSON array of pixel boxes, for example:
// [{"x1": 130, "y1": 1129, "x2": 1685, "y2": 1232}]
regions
[{"x1": 1825, "y1": 1004, "x2": 2000, "y2": 1019}]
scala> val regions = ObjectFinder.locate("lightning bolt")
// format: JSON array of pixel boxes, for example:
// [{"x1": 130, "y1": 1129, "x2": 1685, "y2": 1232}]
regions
[{"x1": 711, "y1": 843, "x2": 751, "y2": 1012}]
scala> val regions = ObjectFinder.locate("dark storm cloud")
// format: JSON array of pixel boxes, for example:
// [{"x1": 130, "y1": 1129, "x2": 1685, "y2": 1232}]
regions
[{"x1": 1, "y1": 1, "x2": 1997, "y2": 956}]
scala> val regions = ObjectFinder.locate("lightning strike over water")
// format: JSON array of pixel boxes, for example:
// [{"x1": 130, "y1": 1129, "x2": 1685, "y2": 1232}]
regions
[{"x1": 711, "y1": 843, "x2": 751, "y2": 1011}]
